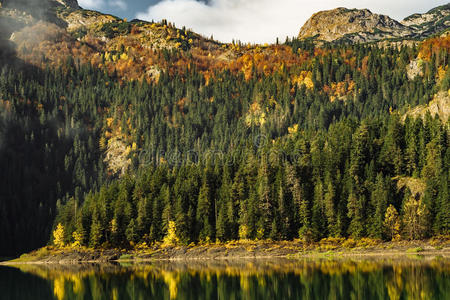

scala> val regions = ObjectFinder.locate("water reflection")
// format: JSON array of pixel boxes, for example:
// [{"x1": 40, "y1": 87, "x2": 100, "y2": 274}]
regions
[{"x1": 2, "y1": 257, "x2": 449, "y2": 299}]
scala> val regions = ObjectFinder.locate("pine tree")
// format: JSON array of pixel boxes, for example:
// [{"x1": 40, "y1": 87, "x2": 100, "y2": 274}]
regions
[
  {"x1": 324, "y1": 178, "x2": 337, "y2": 237},
  {"x1": 350, "y1": 124, "x2": 370, "y2": 186},
  {"x1": 89, "y1": 215, "x2": 103, "y2": 248},
  {"x1": 257, "y1": 158, "x2": 272, "y2": 239},
  {"x1": 369, "y1": 174, "x2": 389, "y2": 239},
  {"x1": 125, "y1": 218, "x2": 138, "y2": 244},
  {"x1": 347, "y1": 190, "x2": 365, "y2": 238},
  {"x1": 434, "y1": 174, "x2": 449, "y2": 235},
  {"x1": 197, "y1": 178, "x2": 213, "y2": 242},
  {"x1": 311, "y1": 180, "x2": 326, "y2": 240},
  {"x1": 216, "y1": 166, "x2": 233, "y2": 241},
  {"x1": 136, "y1": 197, "x2": 150, "y2": 238}
]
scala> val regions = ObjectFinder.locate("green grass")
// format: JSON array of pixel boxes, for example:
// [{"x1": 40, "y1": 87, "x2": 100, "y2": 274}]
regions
[
  {"x1": 9, "y1": 247, "x2": 52, "y2": 262},
  {"x1": 406, "y1": 247, "x2": 424, "y2": 253},
  {"x1": 119, "y1": 254, "x2": 133, "y2": 260}
]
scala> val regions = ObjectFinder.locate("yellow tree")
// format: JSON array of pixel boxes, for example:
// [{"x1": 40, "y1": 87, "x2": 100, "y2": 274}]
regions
[
  {"x1": 384, "y1": 205, "x2": 401, "y2": 241},
  {"x1": 403, "y1": 197, "x2": 428, "y2": 240},
  {"x1": 163, "y1": 221, "x2": 179, "y2": 247},
  {"x1": 71, "y1": 231, "x2": 84, "y2": 248},
  {"x1": 53, "y1": 223, "x2": 65, "y2": 248}
]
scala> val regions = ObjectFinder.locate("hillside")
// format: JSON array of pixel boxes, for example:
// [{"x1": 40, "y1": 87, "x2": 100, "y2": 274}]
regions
[
  {"x1": 0, "y1": 1, "x2": 448, "y2": 256},
  {"x1": 403, "y1": 91, "x2": 450, "y2": 122}
]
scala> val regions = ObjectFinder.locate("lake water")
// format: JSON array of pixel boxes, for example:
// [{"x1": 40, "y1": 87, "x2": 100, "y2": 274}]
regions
[{"x1": 1, "y1": 257, "x2": 449, "y2": 299}]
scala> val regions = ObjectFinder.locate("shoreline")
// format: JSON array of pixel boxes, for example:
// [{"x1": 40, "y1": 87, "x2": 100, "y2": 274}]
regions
[{"x1": 2, "y1": 239, "x2": 449, "y2": 265}]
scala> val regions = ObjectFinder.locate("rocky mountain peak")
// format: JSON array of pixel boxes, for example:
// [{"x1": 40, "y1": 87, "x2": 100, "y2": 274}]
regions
[{"x1": 298, "y1": 7, "x2": 411, "y2": 43}]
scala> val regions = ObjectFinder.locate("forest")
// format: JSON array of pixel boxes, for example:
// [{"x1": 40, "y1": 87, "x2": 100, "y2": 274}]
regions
[{"x1": 0, "y1": 35, "x2": 449, "y2": 255}]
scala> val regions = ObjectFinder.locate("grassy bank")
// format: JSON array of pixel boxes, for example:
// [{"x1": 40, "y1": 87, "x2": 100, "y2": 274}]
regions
[{"x1": 3, "y1": 236, "x2": 449, "y2": 264}]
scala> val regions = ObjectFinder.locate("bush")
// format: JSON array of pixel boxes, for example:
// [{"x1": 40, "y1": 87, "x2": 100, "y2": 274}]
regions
[
  {"x1": 119, "y1": 254, "x2": 132, "y2": 260},
  {"x1": 319, "y1": 237, "x2": 346, "y2": 250},
  {"x1": 355, "y1": 238, "x2": 381, "y2": 248},
  {"x1": 342, "y1": 238, "x2": 356, "y2": 248},
  {"x1": 101, "y1": 22, "x2": 132, "y2": 38},
  {"x1": 406, "y1": 247, "x2": 424, "y2": 253}
]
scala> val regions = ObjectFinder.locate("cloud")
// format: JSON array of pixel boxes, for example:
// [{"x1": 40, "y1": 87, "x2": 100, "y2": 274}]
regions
[
  {"x1": 110, "y1": 0, "x2": 127, "y2": 10},
  {"x1": 78, "y1": 0, "x2": 127, "y2": 11},
  {"x1": 137, "y1": 0, "x2": 301, "y2": 43},
  {"x1": 78, "y1": 0, "x2": 105, "y2": 10},
  {"x1": 136, "y1": 0, "x2": 449, "y2": 44}
]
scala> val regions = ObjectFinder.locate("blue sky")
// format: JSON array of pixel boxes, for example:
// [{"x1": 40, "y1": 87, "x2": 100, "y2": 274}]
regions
[{"x1": 78, "y1": 0, "x2": 449, "y2": 43}]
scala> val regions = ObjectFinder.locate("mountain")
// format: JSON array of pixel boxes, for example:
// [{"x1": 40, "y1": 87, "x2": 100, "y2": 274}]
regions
[
  {"x1": 298, "y1": 8, "x2": 412, "y2": 43},
  {"x1": 298, "y1": 5, "x2": 450, "y2": 43},
  {"x1": 401, "y1": 4, "x2": 450, "y2": 36},
  {"x1": 0, "y1": 0, "x2": 78, "y2": 29},
  {"x1": 0, "y1": 0, "x2": 221, "y2": 81}
]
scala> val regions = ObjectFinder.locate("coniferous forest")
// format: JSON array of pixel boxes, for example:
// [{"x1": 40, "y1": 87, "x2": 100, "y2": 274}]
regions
[{"x1": 0, "y1": 33, "x2": 449, "y2": 256}]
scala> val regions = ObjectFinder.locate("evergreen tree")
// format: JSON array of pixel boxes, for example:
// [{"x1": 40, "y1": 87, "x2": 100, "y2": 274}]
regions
[
  {"x1": 197, "y1": 177, "x2": 213, "y2": 242},
  {"x1": 369, "y1": 174, "x2": 389, "y2": 239}
]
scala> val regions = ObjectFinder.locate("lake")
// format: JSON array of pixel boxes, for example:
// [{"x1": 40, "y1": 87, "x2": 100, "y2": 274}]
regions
[{"x1": 1, "y1": 257, "x2": 449, "y2": 299}]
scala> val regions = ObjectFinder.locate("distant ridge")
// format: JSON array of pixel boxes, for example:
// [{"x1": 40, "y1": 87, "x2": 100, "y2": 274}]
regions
[{"x1": 298, "y1": 5, "x2": 450, "y2": 43}]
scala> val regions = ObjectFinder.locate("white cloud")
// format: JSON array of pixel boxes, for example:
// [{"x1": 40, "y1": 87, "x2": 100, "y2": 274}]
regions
[
  {"x1": 110, "y1": 0, "x2": 127, "y2": 10},
  {"x1": 78, "y1": 0, "x2": 127, "y2": 11},
  {"x1": 136, "y1": 0, "x2": 449, "y2": 44},
  {"x1": 78, "y1": 0, "x2": 105, "y2": 10}
]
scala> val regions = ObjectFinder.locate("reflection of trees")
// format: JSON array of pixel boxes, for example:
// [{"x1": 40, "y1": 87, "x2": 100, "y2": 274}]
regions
[
  {"x1": 404, "y1": 265, "x2": 432, "y2": 300},
  {"x1": 9, "y1": 258, "x2": 449, "y2": 299},
  {"x1": 161, "y1": 270, "x2": 180, "y2": 299},
  {"x1": 387, "y1": 266, "x2": 403, "y2": 300}
]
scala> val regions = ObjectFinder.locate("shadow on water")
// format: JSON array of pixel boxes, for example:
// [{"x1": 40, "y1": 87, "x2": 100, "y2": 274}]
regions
[{"x1": 2, "y1": 257, "x2": 449, "y2": 300}]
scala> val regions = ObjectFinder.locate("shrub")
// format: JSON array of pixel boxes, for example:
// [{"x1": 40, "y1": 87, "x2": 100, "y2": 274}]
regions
[
  {"x1": 406, "y1": 247, "x2": 424, "y2": 253},
  {"x1": 342, "y1": 238, "x2": 356, "y2": 248},
  {"x1": 319, "y1": 237, "x2": 346, "y2": 250},
  {"x1": 119, "y1": 254, "x2": 132, "y2": 260},
  {"x1": 356, "y1": 238, "x2": 381, "y2": 248}
]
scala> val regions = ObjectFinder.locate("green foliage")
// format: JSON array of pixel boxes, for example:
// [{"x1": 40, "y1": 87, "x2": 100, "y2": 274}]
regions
[
  {"x1": 119, "y1": 254, "x2": 132, "y2": 260},
  {"x1": 0, "y1": 39, "x2": 448, "y2": 255},
  {"x1": 100, "y1": 21, "x2": 132, "y2": 38},
  {"x1": 406, "y1": 247, "x2": 424, "y2": 253}
]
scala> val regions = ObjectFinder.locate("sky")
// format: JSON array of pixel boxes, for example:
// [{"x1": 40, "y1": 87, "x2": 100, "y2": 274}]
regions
[{"x1": 77, "y1": 0, "x2": 449, "y2": 43}]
